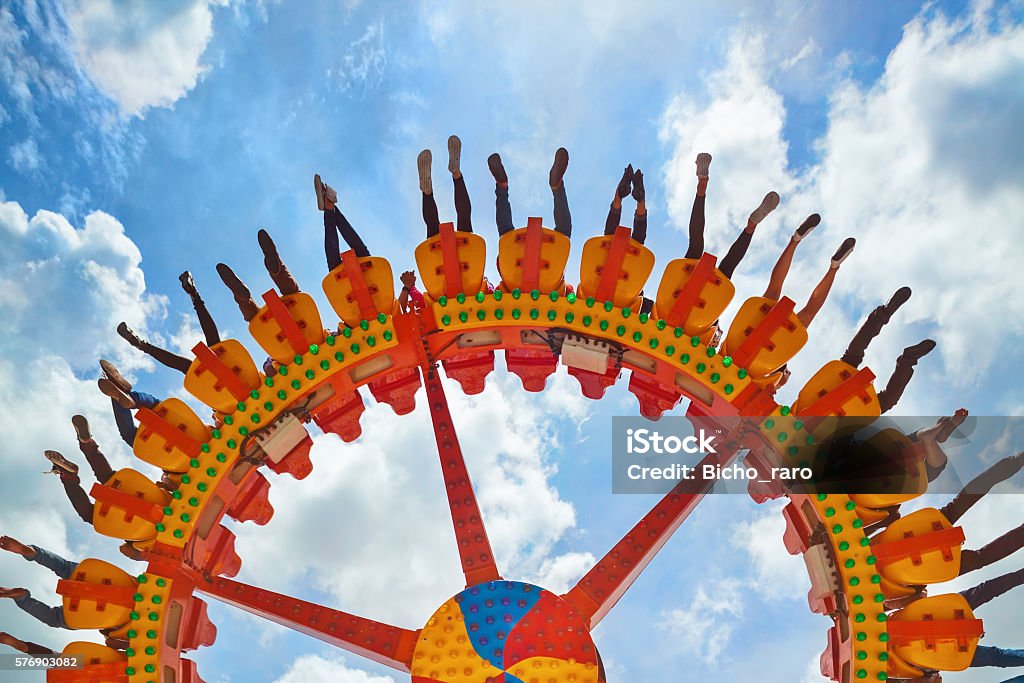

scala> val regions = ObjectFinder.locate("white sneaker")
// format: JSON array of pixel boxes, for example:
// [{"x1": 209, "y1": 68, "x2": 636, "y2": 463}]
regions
[
  {"x1": 831, "y1": 237, "x2": 856, "y2": 267},
  {"x1": 417, "y1": 149, "x2": 433, "y2": 195},
  {"x1": 695, "y1": 152, "x2": 712, "y2": 178},
  {"x1": 448, "y1": 135, "x2": 461, "y2": 177},
  {"x1": 793, "y1": 213, "x2": 821, "y2": 242},
  {"x1": 747, "y1": 191, "x2": 780, "y2": 227}
]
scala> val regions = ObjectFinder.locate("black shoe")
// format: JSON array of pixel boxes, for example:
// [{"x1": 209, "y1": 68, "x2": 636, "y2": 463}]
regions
[
  {"x1": 549, "y1": 147, "x2": 569, "y2": 189},
  {"x1": 616, "y1": 164, "x2": 634, "y2": 198},
  {"x1": 44, "y1": 450, "x2": 78, "y2": 475},
  {"x1": 71, "y1": 415, "x2": 91, "y2": 443},
  {"x1": 179, "y1": 271, "x2": 199, "y2": 298},
  {"x1": 831, "y1": 237, "x2": 856, "y2": 267},
  {"x1": 884, "y1": 286, "x2": 912, "y2": 314},
  {"x1": 258, "y1": 229, "x2": 283, "y2": 273},
  {"x1": 631, "y1": 169, "x2": 645, "y2": 203},
  {"x1": 795, "y1": 213, "x2": 820, "y2": 241},
  {"x1": 116, "y1": 322, "x2": 143, "y2": 349},
  {"x1": 487, "y1": 153, "x2": 508, "y2": 185},
  {"x1": 99, "y1": 359, "x2": 132, "y2": 393},
  {"x1": 901, "y1": 339, "x2": 936, "y2": 362}
]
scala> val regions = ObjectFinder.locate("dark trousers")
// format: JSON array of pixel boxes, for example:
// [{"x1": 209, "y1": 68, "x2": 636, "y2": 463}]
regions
[
  {"x1": 942, "y1": 453, "x2": 1024, "y2": 524},
  {"x1": 325, "y1": 206, "x2": 370, "y2": 270},
  {"x1": 112, "y1": 391, "x2": 160, "y2": 446},
  {"x1": 80, "y1": 440, "x2": 114, "y2": 483},
  {"x1": 960, "y1": 522, "x2": 1024, "y2": 575},
  {"x1": 683, "y1": 192, "x2": 751, "y2": 279},
  {"x1": 60, "y1": 474, "x2": 94, "y2": 525},
  {"x1": 495, "y1": 185, "x2": 572, "y2": 238},
  {"x1": 971, "y1": 645, "x2": 1024, "y2": 668},
  {"x1": 189, "y1": 293, "x2": 219, "y2": 348},
  {"x1": 961, "y1": 567, "x2": 1024, "y2": 610},
  {"x1": 604, "y1": 205, "x2": 648, "y2": 244},
  {"x1": 137, "y1": 339, "x2": 192, "y2": 375},
  {"x1": 840, "y1": 304, "x2": 920, "y2": 413},
  {"x1": 424, "y1": 176, "x2": 472, "y2": 238}
]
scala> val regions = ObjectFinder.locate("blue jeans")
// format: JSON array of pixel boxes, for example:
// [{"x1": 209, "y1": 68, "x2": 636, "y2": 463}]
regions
[
  {"x1": 973, "y1": 645, "x2": 1024, "y2": 668},
  {"x1": 14, "y1": 593, "x2": 68, "y2": 629},
  {"x1": 495, "y1": 184, "x2": 572, "y2": 238},
  {"x1": 112, "y1": 391, "x2": 160, "y2": 447},
  {"x1": 28, "y1": 545, "x2": 76, "y2": 580}
]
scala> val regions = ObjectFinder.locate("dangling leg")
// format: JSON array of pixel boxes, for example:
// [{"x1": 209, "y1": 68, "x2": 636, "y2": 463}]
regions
[
  {"x1": 764, "y1": 209, "x2": 819, "y2": 301},
  {"x1": 960, "y1": 567, "x2": 1024, "y2": 610},
  {"x1": 685, "y1": 153, "x2": 712, "y2": 259},
  {"x1": 179, "y1": 271, "x2": 220, "y2": 346},
  {"x1": 488, "y1": 153, "x2": 515, "y2": 236},
  {"x1": 448, "y1": 135, "x2": 473, "y2": 234},
  {"x1": 797, "y1": 237, "x2": 856, "y2": 327},
  {"x1": 960, "y1": 522, "x2": 1024, "y2": 575},
  {"x1": 605, "y1": 165, "x2": 633, "y2": 235},
  {"x1": 877, "y1": 339, "x2": 937, "y2": 413},
  {"x1": 216, "y1": 263, "x2": 261, "y2": 322},
  {"x1": 0, "y1": 632, "x2": 55, "y2": 656},
  {"x1": 631, "y1": 169, "x2": 647, "y2": 245},
  {"x1": 941, "y1": 450, "x2": 1023, "y2": 524},
  {"x1": 719, "y1": 191, "x2": 780, "y2": 279},
  {"x1": 71, "y1": 416, "x2": 114, "y2": 483},
  {"x1": 841, "y1": 287, "x2": 912, "y2": 367},
  {"x1": 549, "y1": 147, "x2": 572, "y2": 238},
  {"x1": 258, "y1": 229, "x2": 300, "y2": 296},
  {"x1": 116, "y1": 323, "x2": 192, "y2": 375},
  {"x1": 418, "y1": 149, "x2": 440, "y2": 238}
]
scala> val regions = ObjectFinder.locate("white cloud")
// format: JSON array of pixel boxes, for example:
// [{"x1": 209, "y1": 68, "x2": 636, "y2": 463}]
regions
[
  {"x1": 328, "y1": 20, "x2": 388, "y2": 95},
  {"x1": 731, "y1": 502, "x2": 810, "y2": 602},
  {"x1": 659, "y1": 6, "x2": 1024, "y2": 411},
  {"x1": 658, "y1": 577, "x2": 744, "y2": 663},
  {"x1": 8, "y1": 138, "x2": 42, "y2": 173},
  {"x1": 232, "y1": 373, "x2": 588, "y2": 627},
  {"x1": 272, "y1": 653, "x2": 395, "y2": 683},
  {"x1": 64, "y1": 0, "x2": 224, "y2": 117}
]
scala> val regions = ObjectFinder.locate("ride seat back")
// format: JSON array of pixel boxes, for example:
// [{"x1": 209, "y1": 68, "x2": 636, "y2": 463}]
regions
[
  {"x1": 415, "y1": 222, "x2": 487, "y2": 300},
  {"x1": 654, "y1": 254, "x2": 735, "y2": 335},
  {"x1": 183, "y1": 340, "x2": 262, "y2": 413},
  {"x1": 322, "y1": 251, "x2": 396, "y2": 328},
  {"x1": 577, "y1": 226, "x2": 655, "y2": 308},
  {"x1": 872, "y1": 507, "x2": 965, "y2": 586},
  {"x1": 249, "y1": 290, "x2": 325, "y2": 363},
  {"x1": 723, "y1": 296, "x2": 808, "y2": 378},
  {"x1": 90, "y1": 468, "x2": 170, "y2": 543},
  {"x1": 497, "y1": 217, "x2": 570, "y2": 294},
  {"x1": 888, "y1": 594, "x2": 983, "y2": 672},
  {"x1": 133, "y1": 398, "x2": 211, "y2": 473},
  {"x1": 59, "y1": 558, "x2": 137, "y2": 630}
]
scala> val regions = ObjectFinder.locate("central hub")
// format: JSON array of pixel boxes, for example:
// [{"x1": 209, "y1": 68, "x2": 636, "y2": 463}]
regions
[{"x1": 411, "y1": 580, "x2": 602, "y2": 682}]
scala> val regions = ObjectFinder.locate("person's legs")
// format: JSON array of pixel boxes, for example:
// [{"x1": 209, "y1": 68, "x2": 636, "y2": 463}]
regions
[
  {"x1": 941, "y1": 452, "x2": 1024, "y2": 524},
  {"x1": 960, "y1": 522, "x2": 1024, "y2": 575},
  {"x1": 258, "y1": 229, "x2": 299, "y2": 296},
  {"x1": 877, "y1": 339, "x2": 937, "y2": 414},
  {"x1": 11, "y1": 593, "x2": 68, "y2": 629},
  {"x1": 326, "y1": 205, "x2": 370, "y2": 261},
  {"x1": 549, "y1": 147, "x2": 571, "y2": 238},
  {"x1": 0, "y1": 632, "x2": 55, "y2": 656},
  {"x1": 720, "y1": 192, "x2": 780, "y2": 279},
  {"x1": 488, "y1": 153, "x2": 515, "y2": 236},
  {"x1": 57, "y1": 471, "x2": 93, "y2": 524},
  {"x1": 116, "y1": 323, "x2": 193, "y2": 375},
  {"x1": 960, "y1": 567, "x2": 1024, "y2": 610},
  {"x1": 453, "y1": 176, "x2": 473, "y2": 234},
  {"x1": 605, "y1": 165, "x2": 633, "y2": 236},
  {"x1": 796, "y1": 238, "x2": 856, "y2": 327},
  {"x1": 686, "y1": 153, "x2": 711, "y2": 259},
  {"x1": 631, "y1": 170, "x2": 647, "y2": 245},
  {"x1": 179, "y1": 272, "x2": 220, "y2": 347},
  {"x1": 27, "y1": 545, "x2": 77, "y2": 580},
  {"x1": 418, "y1": 149, "x2": 440, "y2": 238},
  {"x1": 324, "y1": 209, "x2": 342, "y2": 271},
  {"x1": 764, "y1": 239, "x2": 799, "y2": 301},
  {"x1": 71, "y1": 415, "x2": 114, "y2": 483},
  {"x1": 841, "y1": 287, "x2": 913, "y2": 367},
  {"x1": 216, "y1": 263, "x2": 260, "y2": 322},
  {"x1": 107, "y1": 389, "x2": 160, "y2": 447},
  {"x1": 971, "y1": 645, "x2": 1024, "y2": 668}
]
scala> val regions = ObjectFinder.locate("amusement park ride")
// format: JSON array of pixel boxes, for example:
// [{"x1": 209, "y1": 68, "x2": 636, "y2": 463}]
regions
[{"x1": 32, "y1": 208, "x2": 983, "y2": 683}]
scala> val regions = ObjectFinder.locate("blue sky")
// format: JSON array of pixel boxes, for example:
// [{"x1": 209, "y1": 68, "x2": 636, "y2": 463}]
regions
[{"x1": 1, "y1": 1, "x2": 1023, "y2": 682}]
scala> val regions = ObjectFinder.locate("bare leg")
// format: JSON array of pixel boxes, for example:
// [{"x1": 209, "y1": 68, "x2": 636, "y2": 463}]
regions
[
  {"x1": 764, "y1": 238, "x2": 799, "y2": 300},
  {"x1": 797, "y1": 265, "x2": 839, "y2": 327}
]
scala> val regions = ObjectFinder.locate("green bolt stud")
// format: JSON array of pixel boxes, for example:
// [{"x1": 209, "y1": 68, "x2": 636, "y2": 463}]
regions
[
  {"x1": 494, "y1": 290, "x2": 503, "y2": 301},
  {"x1": 383, "y1": 330, "x2": 393, "y2": 341},
  {"x1": 615, "y1": 325, "x2": 626, "y2": 336},
  {"x1": 585, "y1": 296, "x2": 595, "y2": 307},
  {"x1": 438, "y1": 295, "x2": 448, "y2": 306},
  {"x1": 737, "y1": 368, "x2": 748, "y2": 380},
  {"x1": 495, "y1": 309, "x2": 504, "y2": 320},
  {"x1": 320, "y1": 360, "x2": 330, "y2": 370},
  {"x1": 547, "y1": 310, "x2": 556, "y2": 321},
  {"x1": 695, "y1": 362, "x2": 706, "y2": 373},
  {"x1": 512, "y1": 288, "x2": 522, "y2": 299},
  {"x1": 582, "y1": 315, "x2": 592, "y2": 326},
  {"x1": 326, "y1": 335, "x2": 335, "y2": 346},
  {"x1": 350, "y1": 343, "x2": 360, "y2": 354},
  {"x1": 548, "y1": 290, "x2": 558, "y2": 302},
  {"x1": 638, "y1": 312, "x2": 649, "y2": 324},
  {"x1": 567, "y1": 293, "x2": 576, "y2": 303},
  {"x1": 680, "y1": 353, "x2": 690, "y2": 364},
  {"x1": 293, "y1": 354, "x2": 303, "y2": 365},
  {"x1": 710, "y1": 372, "x2": 720, "y2": 383},
  {"x1": 342, "y1": 327, "x2": 352, "y2": 338},
  {"x1": 458, "y1": 311, "x2": 469, "y2": 323},
  {"x1": 674, "y1": 327, "x2": 684, "y2": 338},
  {"x1": 476, "y1": 291, "x2": 486, "y2": 303},
  {"x1": 334, "y1": 352, "x2": 344, "y2": 362},
  {"x1": 599, "y1": 320, "x2": 609, "y2": 331},
  {"x1": 604, "y1": 301, "x2": 613, "y2": 312},
  {"x1": 622, "y1": 307, "x2": 631, "y2": 318},
  {"x1": 633, "y1": 331, "x2": 642, "y2": 342},
  {"x1": 441, "y1": 314, "x2": 451, "y2": 325},
  {"x1": 309, "y1": 343, "x2": 319, "y2": 355},
  {"x1": 565, "y1": 312, "x2": 574, "y2": 323},
  {"x1": 530, "y1": 309, "x2": 539, "y2": 320},
  {"x1": 512, "y1": 309, "x2": 521, "y2": 320},
  {"x1": 724, "y1": 384, "x2": 734, "y2": 394},
  {"x1": 530, "y1": 289, "x2": 540, "y2": 300}
]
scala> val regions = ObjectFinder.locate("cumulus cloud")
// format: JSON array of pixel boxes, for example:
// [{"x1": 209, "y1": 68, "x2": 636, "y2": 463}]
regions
[
  {"x1": 659, "y1": 6, "x2": 1024, "y2": 411},
  {"x1": 328, "y1": 20, "x2": 388, "y2": 95},
  {"x1": 0, "y1": 197, "x2": 168, "y2": 658},
  {"x1": 272, "y1": 653, "x2": 396, "y2": 683},
  {"x1": 8, "y1": 138, "x2": 42, "y2": 173},
  {"x1": 232, "y1": 373, "x2": 589, "y2": 627},
  {"x1": 64, "y1": 0, "x2": 224, "y2": 116},
  {"x1": 659, "y1": 577, "x2": 745, "y2": 663},
  {"x1": 731, "y1": 501, "x2": 810, "y2": 602}
]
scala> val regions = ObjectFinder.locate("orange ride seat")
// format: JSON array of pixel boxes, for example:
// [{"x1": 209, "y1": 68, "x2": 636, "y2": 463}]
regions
[
  {"x1": 497, "y1": 217, "x2": 571, "y2": 295},
  {"x1": 57, "y1": 558, "x2": 137, "y2": 630},
  {"x1": 871, "y1": 507, "x2": 965, "y2": 586},
  {"x1": 654, "y1": 253, "x2": 735, "y2": 336},
  {"x1": 887, "y1": 594, "x2": 984, "y2": 674},
  {"x1": 415, "y1": 221, "x2": 487, "y2": 301},
  {"x1": 184, "y1": 339, "x2": 262, "y2": 414},
  {"x1": 133, "y1": 398, "x2": 211, "y2": 473},
  {"x1": 249, "y1": 289, "x2": 326, "y2": 363},
  {"x1": 722, "y1": 296, "x2": 807, "y2": 378},
  {"x1": 577, "y1": 226, "x2": 655, "y2": 309},
  {"x1": 322, "y1": 250, "x2": 397, "y2": 328},
  {"x1": 90, "y1": 468, "x2": 170, "y2": 543}
]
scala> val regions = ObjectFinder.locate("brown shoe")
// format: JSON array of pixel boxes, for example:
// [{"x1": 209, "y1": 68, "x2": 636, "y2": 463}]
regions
[
  {"x1": 0, "y1": 588, "x2": 29, "y2": 600},
  {"x1": 487, "y1": 153, "x2": 508, "y2": 185},
  {"x1": 314, "y1": 173, "x2": 326, "y2": 211},
  {"x1": 99, "y1": 359, "x2": 132, "y2": 392},
  {"x1": 549, "y1": 147, "x2": 569, "y2": 189},
  {"x1": 116, "y1": 322, "x2": 144, "y2": 350},
  {"x1": 98, "y1": 379, "x2": 136, "y2": 409},
  {"x1": 179, "y1": 271, "x2": 199, "y2": 298},
  {"x1": 71, "y1": 415, "x2": 92, "y2": 443},
  {"x1": 43, "y1": 450, "x2": 78, "y2": 475}
]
